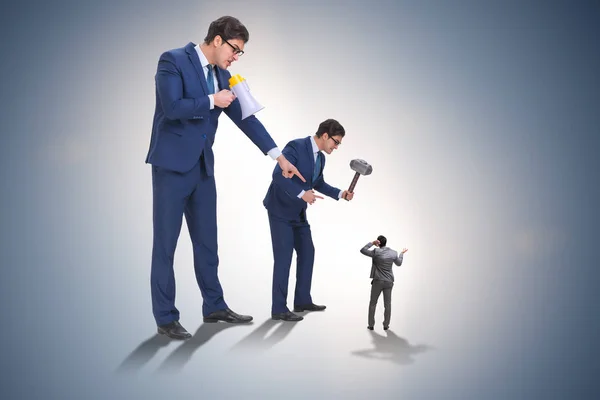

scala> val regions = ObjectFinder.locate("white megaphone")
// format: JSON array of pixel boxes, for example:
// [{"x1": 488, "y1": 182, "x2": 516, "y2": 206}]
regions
[{"x1": 229, "y1": 74, "x2": 264, "y2": 119}]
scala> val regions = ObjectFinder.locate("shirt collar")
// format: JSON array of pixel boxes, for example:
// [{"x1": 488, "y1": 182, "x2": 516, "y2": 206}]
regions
[
  {"x1": 310, "y1": 136, "x2": 320, "y2": 154},
  {"x1": 194, "y1": 43, "x2": 211, "y2": 69}
]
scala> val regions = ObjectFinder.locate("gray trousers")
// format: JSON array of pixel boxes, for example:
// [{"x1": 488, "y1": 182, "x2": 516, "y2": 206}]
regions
[{"x1": 368, "y1": 279, "x2": 394, "y2": 327}]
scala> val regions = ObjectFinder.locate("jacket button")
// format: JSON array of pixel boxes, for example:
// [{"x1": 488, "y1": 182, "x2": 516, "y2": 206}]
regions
[{"x1": 202, "y1": 134, "x2": 207, "y2": 138}]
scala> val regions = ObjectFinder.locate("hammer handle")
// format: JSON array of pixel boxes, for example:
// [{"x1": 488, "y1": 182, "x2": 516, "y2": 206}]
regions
[{"x1": 348, "y1": 172, "x2": 361, "y2": 193}]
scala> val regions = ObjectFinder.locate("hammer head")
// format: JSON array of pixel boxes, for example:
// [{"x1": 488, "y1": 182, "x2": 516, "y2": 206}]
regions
[{"x1": 350, "y1": 159, "x2": 373, "y2": 175}]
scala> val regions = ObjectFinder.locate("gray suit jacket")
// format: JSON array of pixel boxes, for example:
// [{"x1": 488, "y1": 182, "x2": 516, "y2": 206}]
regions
[{"x1": 360, "y1": 242, "x2": 404, "y2": 282}]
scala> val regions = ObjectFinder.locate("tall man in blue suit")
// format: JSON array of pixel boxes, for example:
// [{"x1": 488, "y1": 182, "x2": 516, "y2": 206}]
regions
[
  {"x1": 263, "y1": 119, "x2": 354, "y2": 321},
  {"x1": 146, "y1": 16, "x2": 304, "y2": 340}
]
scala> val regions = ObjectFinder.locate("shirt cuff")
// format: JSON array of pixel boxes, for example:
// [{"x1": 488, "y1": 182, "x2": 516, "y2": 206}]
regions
[
  {"x1": 209, "y1": 94, "x2": 214, "y2": 110},
  {"x1": 267, "y1": 147, "x2": 281, "y2": 160},
  {"x1": 338, "y1": 190, "x2": 343, "y2": 199},
  {"x1": 297, "y1": 190, "x2": 305, "y2": 198}
]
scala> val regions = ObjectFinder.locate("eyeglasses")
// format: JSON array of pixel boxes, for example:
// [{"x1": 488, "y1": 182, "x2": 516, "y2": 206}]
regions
[
  {"x1": 222, "y1": 37, "x2": 244, "y2": 56},
  {"x1": 330, "y1": 137, "x2": 341, "y2": 146}
]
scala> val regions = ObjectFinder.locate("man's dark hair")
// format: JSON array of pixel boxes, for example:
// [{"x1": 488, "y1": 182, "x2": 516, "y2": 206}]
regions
[
  {"x1": 204, "y1": 16, "x2": 249, "y2": 44},
  {"x1": 377, "y1": 235, "x2": 387, "y2": 247},
  {"x1": 315, "y1": 119, "x2": 345, "y2": 139}
]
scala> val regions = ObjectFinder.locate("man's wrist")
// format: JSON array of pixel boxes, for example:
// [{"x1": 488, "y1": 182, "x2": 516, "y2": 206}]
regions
[{"x1": 268, "y1": 148, "x2": 282, "y2": 160}]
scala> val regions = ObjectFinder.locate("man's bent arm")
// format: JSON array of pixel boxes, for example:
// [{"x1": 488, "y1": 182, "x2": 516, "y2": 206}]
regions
[{"x1": 360, "y1": 242, "x2": 375, "y2": 257}]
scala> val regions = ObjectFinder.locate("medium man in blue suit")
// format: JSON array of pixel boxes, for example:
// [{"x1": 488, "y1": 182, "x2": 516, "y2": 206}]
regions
[
  {"x1": 263, "y1": 119, "x2": 354, "y2": 321},
  {"x1": 146, "y1": 16, "x2": 304, "y2": 340}
]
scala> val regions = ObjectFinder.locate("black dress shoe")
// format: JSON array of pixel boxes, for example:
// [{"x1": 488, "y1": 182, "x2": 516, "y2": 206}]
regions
[
  {"x1": 157, "y1": 321, "x2": 192, "y2": 340},
  {"x1": 272, "y1": 311, "x2": 304, "y2": 321},
  {"x1": 367, "y1": 326, "x2": 374, "y2": 330},
  {"x1": 383, "y1": 325, "x2": 389, "y2": 330},
  {"x1": 203, "y1": 308, "x2": 253, "y2": 323},
  {"x1": 293, "y1": 303, "x2": 326, "y2": 312}
]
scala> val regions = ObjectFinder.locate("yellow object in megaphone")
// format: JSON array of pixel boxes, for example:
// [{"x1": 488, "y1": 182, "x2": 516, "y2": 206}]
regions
[
  {"x1": 228, "y1": 74, "x2": 246, "y2": 87},
  {"x1": 227, "y1": 73, "x2": 264, "y2": 119}
]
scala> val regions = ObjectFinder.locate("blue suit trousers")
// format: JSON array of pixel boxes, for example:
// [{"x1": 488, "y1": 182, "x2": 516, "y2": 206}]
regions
[
  {"x1": 150, "y1": 156, "x2": 227, "y2": 325},
  {"x1": 268, "y1": 211, "x2": 315, "y2": 314}
]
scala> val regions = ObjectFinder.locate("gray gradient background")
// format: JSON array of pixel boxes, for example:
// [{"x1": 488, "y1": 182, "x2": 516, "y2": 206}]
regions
[{"x1": 1, "y1": 0, "x2": 599, "y2": 399}]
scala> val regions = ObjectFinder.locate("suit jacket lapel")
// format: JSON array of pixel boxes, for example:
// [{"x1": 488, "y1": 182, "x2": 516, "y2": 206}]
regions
[
  {"x1": 185, "y1": 42, "x2": 209, "y2": 95},
  {"x1": 305, "y1": 137, "x2": 315, "y2": 183},
  {"x1": 215, "y1": 67, "x2": 225, "y2": 91}
]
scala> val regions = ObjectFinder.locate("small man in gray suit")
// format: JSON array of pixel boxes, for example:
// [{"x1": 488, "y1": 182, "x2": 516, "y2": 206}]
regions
[{"x1": 360, "y1": 235, "x2": 408, "y2": 330}]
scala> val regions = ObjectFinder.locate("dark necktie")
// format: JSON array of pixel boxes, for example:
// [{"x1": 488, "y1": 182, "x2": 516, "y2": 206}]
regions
[
  {"x1": 313, "y1": 152, "x2": 322, "y2": 182},
  {"x1": 206, "y1": 64, "x2": 215, "y2": 94}
]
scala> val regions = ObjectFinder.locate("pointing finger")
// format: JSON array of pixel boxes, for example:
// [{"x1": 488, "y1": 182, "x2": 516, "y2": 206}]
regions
[{"x1": 293, "y1": 169, "x2": 306, "y2": 182}]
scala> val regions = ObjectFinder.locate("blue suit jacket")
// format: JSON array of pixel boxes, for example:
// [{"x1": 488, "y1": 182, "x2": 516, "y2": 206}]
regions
[
  {"x1": 263, "y1": 137, "x2": 341, "y2": 220},
  {"x1": 145, "y1": 42, "x2": 277, "y2": 174}
]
